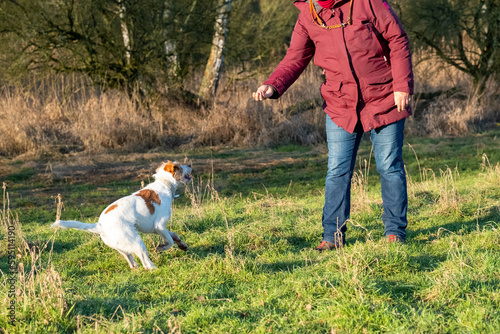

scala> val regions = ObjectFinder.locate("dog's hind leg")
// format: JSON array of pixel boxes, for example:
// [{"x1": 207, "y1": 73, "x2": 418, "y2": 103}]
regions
[
  {"x1": 137, "y1": 250, "x2": 156, "y2": 270},
  {"x1": 117, "y1": 250, "x2": 139, "y2": 269},
  {"x1": 102, "y1": 222, "x2": 156, "y2": 269},
  {"x1": 133, "y1": 241, "x2": 156, "y2": 270},
  {"x1": 101, "y1": 234, "x2": 140, "y2": 269},
  {"x1": 169, "y1": 231, "x2": 189, "y2": 251}
]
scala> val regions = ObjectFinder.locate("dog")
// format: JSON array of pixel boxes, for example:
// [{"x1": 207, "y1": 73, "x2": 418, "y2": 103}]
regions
[{"x1": 51, "y1": 161, "x2": 192, "y2": 270}]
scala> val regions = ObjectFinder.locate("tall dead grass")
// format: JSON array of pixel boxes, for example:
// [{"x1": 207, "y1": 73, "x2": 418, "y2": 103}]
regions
[
  {"x1": 408, "y1": 91, "x2": 499, "y2": 137},
  {"x1": 0, "y1": 66, "x2": 326, "y2": 157},
  {"x1": 407, "y1": 52, "x2": 499, "y2": 137},
  {"x1": 0, "y1": 185, "x2": 67, "y2": 330},
  {"x1": 191, "y1": 64, "x2": 326, "y2": 147},
  {"x1": 0, "y1": 77, "x2": 170, "y2": 156},
  {"x1": 0, "y1": 58, "x2": 498, "y2": 157}
]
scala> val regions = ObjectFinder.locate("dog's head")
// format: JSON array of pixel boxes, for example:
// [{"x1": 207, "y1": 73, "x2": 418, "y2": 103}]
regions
[{"x1": 154, "y1": 161, "x2": 192, "y2": 184}]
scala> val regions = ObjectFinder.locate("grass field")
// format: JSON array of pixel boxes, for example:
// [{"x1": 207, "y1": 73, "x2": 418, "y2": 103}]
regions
[{"x1": 1, "y1": 127, "x2": 500, "y2": 333}]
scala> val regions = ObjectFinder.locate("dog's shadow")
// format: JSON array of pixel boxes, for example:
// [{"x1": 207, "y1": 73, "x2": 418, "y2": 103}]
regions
[{"x1": 48, "y1": 240, "x2": 81, "y2": 254}]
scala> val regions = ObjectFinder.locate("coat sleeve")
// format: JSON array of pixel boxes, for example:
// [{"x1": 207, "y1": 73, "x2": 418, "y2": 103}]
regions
[
  {"x1": 263, "y1": 14, "x2": 315, "y2": 99},
  {"x1": 370, "y1": 0, "x2": 414, "y2": 94}
]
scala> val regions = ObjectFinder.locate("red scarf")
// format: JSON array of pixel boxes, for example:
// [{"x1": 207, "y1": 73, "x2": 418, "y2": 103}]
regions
[{"x1": 317, "y1": 0, "x2": 336, "y2": 9}]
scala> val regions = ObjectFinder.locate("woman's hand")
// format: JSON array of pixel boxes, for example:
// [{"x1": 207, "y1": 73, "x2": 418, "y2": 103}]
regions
[
  {"x1": 394, "y1": 91, "x2": 411, "y2": 112},
  {"x1": 252, "y1": 85, "x2": 274, "y2": 101}
]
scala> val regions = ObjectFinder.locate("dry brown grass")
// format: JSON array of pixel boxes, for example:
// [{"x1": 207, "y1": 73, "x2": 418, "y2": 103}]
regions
[
  {"x1": 407, "y1": 52, "x2": 499, "y2": 137},
  {"x1": 0, "y1": 59, "x2": 498, "y2": 157},
  {"x1": 350, "y1": 153, "x2": 376, "y2": 214},
  {"x1": 0, "y1": 77, "x2": 165, "y2": 155},
  {"x1": 408, "y1": 92, "x2": 499, "y2": 137},
  {"x1": 0, "y1": 185, "x2": 67, "y2": 327},
  {"x1": 191, "y1": 65, "x2": 326, "y2": 147},
  {"x1": 0, "y1": 66, "x2": 326, "y2": 157}
]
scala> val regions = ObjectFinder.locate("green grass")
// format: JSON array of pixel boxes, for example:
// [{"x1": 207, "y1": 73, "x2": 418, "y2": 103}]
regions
[{"x1": 1, "y1": 128, "x2": 500, "y2": 333}]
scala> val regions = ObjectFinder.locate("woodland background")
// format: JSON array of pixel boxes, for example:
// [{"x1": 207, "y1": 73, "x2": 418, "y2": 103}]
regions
[{"x1": 0, "y1": 0, "x2": 499, "y2": 156}]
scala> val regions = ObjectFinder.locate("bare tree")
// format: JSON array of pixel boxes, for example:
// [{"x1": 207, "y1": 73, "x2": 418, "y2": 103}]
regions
[
  {"x1": 402, "y1": 0, "x2": 500, "y2": 94},
  {"x1": 198, "y1": 0, "x2": 232, "y2": 101}
]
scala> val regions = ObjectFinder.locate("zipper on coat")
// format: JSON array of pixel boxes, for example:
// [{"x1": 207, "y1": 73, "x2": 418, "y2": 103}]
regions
[{"x1": 373, "y1": 28, "x2": 390, "y2": 67}]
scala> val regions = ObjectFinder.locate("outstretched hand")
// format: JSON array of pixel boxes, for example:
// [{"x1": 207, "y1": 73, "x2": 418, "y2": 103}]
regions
[
  {"x1": 252, "y1": 85, "x2": 274, "y2": 101},
  {"x1": 394, "y1": 91, "x2": 411, "y2": 112}
]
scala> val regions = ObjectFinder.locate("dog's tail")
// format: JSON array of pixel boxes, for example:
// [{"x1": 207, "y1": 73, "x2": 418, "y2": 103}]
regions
[{"x1": 51, "y1": 220, "x2": 102, "y2": 234}]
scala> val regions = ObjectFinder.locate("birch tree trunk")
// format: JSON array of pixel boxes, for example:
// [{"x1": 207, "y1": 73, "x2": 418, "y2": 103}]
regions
[
  {"x1": 163, "y1": 1, "x2": 178, "y2": 76},
  {"x1": 119, "y1": 1, "x2": 131, "y2": 66},
  {"x1": 164, "y1": 0, "x2": 197, "y2": 78},
  {"x1": 198, "y1": 0, "x2": 232, "y2": 101}
]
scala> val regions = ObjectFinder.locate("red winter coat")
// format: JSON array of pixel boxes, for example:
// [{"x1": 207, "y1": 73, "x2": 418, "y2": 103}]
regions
[{"x1": 263, "y1": 0, "x2": 413, "y2": 133}]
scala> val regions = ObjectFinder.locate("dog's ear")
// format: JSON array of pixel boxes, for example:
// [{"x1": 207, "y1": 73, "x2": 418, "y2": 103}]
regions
[
  {"x1": 162, "y1": 161, "x2": 175, "y2": 175},
  {"x1": 163, "y1": 161, "x2": 183, "y2": 181}
]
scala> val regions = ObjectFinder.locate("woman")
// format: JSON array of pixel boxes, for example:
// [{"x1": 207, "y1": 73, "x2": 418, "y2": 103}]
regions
[{"x1": 253, "y1": 0, "x2": 413, "y2": 250}]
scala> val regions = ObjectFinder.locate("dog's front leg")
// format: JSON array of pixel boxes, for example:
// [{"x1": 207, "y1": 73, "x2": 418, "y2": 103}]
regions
[
  {"x1": 155, "y1": 225, "x2": 175, "y2": 252},
  {"x1": 169, "y1": 231, "x2": 189, "y2": 251}
]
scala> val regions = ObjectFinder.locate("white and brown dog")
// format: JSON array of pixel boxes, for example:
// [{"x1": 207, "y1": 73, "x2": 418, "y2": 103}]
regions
[{"x1": 51, "y1": 161, "x2": 192, "y2": 270}]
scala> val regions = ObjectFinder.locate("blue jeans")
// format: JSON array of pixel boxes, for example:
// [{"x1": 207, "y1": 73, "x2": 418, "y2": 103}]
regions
[{"x1": 322, "y1": 115, "x2": 408, "y2": 244}]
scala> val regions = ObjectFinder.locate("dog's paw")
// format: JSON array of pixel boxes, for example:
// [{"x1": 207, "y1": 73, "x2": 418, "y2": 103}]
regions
[
  {"x1": 156, "y1": 244, "x2": 171, "y2": 253},
  {"x1": 178, "y1": 242, "x2": 189, "y2": 251},
  {"x1": 51, "y1": 221, "x2": 61, "y2": 229}
]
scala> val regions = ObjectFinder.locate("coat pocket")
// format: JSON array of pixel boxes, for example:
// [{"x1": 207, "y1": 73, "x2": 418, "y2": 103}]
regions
[
  {"x1": 361, "y1": 75, "x2": 393, "y2": 103},
  {"x1": 324, "y1": 81, "x2": 343, "y2": 92},
  {"x1": 321, "y1": 81, "x2": 349, "y2": 111},
  {"x1": 348, "y1": 19, "x2": 374, "y2": 41},
  {"x1": 362, "y1": 75, "x2": 392, "y2": 86}
]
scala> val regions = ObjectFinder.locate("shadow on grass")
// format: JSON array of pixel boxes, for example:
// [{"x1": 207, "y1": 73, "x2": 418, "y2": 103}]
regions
[
  {"x1": 68, "y1": 294, "x2": 297, "y2": 331},
  {"x1": 69, "y1": 282, "x2": 240, "y2": 318},
  {"x1": 410, "y1": 209, "x2": 499, "y2": 241},
  {"x1": 371, "y1": 279, "x2": 418, "y2": 301},
  {"x1": 409, "y1": 253, "x2": 446, "y2": 272},
  {"x1": 48, "y1": 240, "x2": 81, "y2": 254},
  {"x1": 257, "y1": 259, "x2": 315, "y2": 274},
  {"x1": 285, "y1": 235, "x2": 317, "y2": 250},
  {"x1": 205, "y1": 161, "x2": 328, "y2": 198}
]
